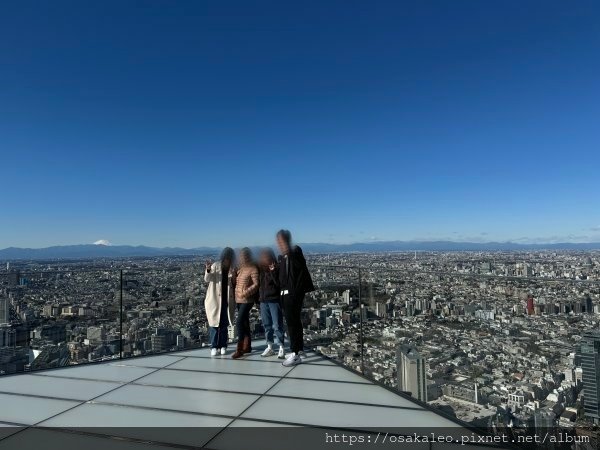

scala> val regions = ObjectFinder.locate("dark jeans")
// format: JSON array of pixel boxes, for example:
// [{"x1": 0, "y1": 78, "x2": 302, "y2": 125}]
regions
[
  {"x1": 209, "y1": 325, "x2": 228, "y2": 349},
  {"x1": 260, "y1": 301, "x2": 284, "y2": 346},
  {"x1": 210, "y1": 296, "x2": 230, "y2": 349},
  {"x1": 283, "y1": 293, "x2": 304, "y2": 353},
  {"x1": 236, "y1": 302, "x2": 253, "y2": 343}
]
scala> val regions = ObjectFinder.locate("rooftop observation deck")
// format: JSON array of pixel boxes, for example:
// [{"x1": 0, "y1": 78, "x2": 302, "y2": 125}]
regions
[{"x1": 0, "y1": 342, "x2": 502, "y2": 450}]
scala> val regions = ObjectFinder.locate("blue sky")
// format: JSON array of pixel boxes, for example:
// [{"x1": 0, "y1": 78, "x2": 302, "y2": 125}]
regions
[{"x1": 1, "y1": 1, "x2": 599, "y2": 248}]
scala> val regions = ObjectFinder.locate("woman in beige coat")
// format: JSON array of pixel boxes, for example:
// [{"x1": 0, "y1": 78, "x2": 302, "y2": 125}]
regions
[
  {"x1": 232, "y1": 247, "x2": 259, "y2": 359},
  {"x1": 204, "y1": 247, "x2": 236, "y2": 357}
]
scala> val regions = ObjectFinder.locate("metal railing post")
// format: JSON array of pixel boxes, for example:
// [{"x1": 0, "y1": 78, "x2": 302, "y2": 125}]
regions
[
  {"x1": 119, "y1": 269, "x2": 123, "y2": 360},
  {"x1": 358, "y1": 267, "x2": 364, "y2": 373}
]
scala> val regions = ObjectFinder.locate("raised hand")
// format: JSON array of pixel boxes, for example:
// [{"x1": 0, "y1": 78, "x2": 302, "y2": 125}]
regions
[
  {"x1": 269, "y1": 263, "x2": 276, "y2": 272},
  {"x1": 205, "y1": 259, "x2": 213, "y2": 271}
]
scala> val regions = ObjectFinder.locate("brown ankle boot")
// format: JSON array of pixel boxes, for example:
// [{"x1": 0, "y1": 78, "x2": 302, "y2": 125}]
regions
[
  {"x1": 242, "y1": 336, "x2": 252, "y2": 354},
  {"x1": 232, "y1": 341, "x2": 245, "y2": 359}
]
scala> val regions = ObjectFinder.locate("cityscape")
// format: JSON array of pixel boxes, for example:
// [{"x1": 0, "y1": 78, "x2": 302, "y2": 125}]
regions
[
  {"x1": 2, "y1": 1, "x2": 599, "y2": 447},
  {"x1": 1, "y1": 249, "x2": 599, "y2": 444}
]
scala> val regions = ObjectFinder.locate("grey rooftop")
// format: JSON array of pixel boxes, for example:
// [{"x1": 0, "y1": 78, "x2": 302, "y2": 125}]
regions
[{"x1": 0, "y1": 343, "x2": 501, "y2": 449}]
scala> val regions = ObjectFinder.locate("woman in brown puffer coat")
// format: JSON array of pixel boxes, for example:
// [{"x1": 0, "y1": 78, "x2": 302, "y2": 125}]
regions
[{"x1": 232, "y1": 247, "x2": 259, "y2": 359}]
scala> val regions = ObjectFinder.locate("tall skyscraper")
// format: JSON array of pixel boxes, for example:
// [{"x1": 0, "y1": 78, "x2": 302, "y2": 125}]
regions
[
  {"x1": 0, "y1": 298, "x2": 9, "y2": 325},
  {"x1": 580, "y1": 332, "x2": 600, "y2": 423},
  {"x1": 397, "y1": 344, "x2": 427, "y2": 402}
]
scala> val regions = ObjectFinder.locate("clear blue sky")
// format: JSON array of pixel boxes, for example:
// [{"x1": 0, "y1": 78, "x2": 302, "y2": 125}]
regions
[{"x1": 1, "y1": 1, "x2": 599, "y2": 248}]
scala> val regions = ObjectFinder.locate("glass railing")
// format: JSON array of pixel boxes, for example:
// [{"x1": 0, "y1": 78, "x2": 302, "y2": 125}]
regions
[
  {"x1": 121, "y1": 264, "x2": 203, "y2": 357},
  {"x1": 1, "y1": 259, "x2": 599, "y2": 443},
  {"x1": 0, "y1": 262, "x2": 205, "y2": 374},
  {"x1": 0, "y1": 268, "x2": 121, "y2": 373},
  {"x1": 304, "y1": 263, "x2": 600, "y2": 442}
]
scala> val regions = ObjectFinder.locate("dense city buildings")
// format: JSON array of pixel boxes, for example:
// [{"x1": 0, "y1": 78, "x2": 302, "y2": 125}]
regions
[{"x1": 0, "y1": 250, "x2": 599, "y2": 442}]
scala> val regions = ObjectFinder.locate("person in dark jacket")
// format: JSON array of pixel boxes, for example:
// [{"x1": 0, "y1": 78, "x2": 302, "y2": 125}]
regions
[
  {"x1": 258, "y1": 248, "x2": 285, "y2": 358},
  {"x1": 276, "y1": 229, "x2": 315, "y2": 366}
]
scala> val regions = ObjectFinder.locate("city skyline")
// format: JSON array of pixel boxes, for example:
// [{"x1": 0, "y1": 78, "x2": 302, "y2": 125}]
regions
[
  {"x1": 2, "y1": 1, "x2": 599, "y2": 248},
  {"x1": 4, "y1": 232, "x2": 600, "y2": 252},
  {"x1": 3, "y1": 237, "x2": 600, "y2": 258}
]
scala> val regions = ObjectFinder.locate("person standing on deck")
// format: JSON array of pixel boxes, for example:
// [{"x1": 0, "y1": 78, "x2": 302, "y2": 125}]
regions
[
  {"x1": 204, "y1": 247, "x2": 236, "y2": 357},
  {"x1": 276, "y1": 230, "x2": 315, "y2": 367},
  {"x1": 232, "y1": 247, "x2": 259, "y2": 359},
  {"x1": 258, "y1": 248, "x2": 285, "y2": 359}
]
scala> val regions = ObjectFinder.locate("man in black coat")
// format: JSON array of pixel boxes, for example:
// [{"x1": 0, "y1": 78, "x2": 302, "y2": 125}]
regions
[{"x1": 276, "y1": 229, "x2": 314, "y2": 366}]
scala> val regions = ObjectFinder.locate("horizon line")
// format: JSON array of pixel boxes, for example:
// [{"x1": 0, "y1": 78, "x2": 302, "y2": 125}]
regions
[{"x1": 3, "y1": 238, "x2": 600, "y2": 251}]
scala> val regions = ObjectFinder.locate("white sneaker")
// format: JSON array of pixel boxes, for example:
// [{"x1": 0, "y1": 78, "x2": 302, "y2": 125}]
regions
[
  {"x1": 277, "y1": 346, "x2": 285, "y2": 359},
  {"x1": 210, "y1": 348, "x2": 218, "y2": 357},
  {"x1": 261, "y1": 346, "x2": 275, "y2": 357},
  {"x1": 282, "y1": 353, "x2": 302, "y2": 367},
  {"x1": 220, "y1": 347, "x2": 227, "y2": 355}
]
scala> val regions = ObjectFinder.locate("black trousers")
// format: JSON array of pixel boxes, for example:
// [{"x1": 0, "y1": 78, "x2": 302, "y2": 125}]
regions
[
  {"x1": 236, "y1": 302, "x2": 253, "y2": 342},
  {"x1": 283, "y1": 293, "x2": 304, "y2": 353}
]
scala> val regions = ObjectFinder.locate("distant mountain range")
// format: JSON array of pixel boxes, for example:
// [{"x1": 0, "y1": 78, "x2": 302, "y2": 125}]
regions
[
  {"x1": 0, "y1": 244, "x2": 214, "y2": 260},
  {"x1": 1, "y1": 241, "x2": 600, "y2": 260}
]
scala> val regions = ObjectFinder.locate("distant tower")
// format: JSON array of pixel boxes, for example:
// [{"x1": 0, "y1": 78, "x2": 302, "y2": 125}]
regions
[
  {"x1": 526, "y1": 295, "x2": 535, "y2": 316},
  {"x1": 397, "y1": 344, "x2": 427, "y2": 402},
  {"x1": 5, "y1": 262, "x2": 9, "y2": 271}
]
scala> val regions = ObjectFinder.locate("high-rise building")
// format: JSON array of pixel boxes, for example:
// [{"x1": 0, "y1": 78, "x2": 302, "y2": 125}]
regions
[
  {"x1": 526, "y1": 295, "x2": 535, "y2": 316},
  {"x1": 342, "y1": 290, "x2": 351, "y2": 305},
  {"x1": 397, "y1": 344, "x2": 427, "y2": 402},
  {"x1": 579, "y1": 332, "x2": 600, "y2": 423},
  {"x1": 0, "y1": 298, "x2": 10, "y2": 325}
]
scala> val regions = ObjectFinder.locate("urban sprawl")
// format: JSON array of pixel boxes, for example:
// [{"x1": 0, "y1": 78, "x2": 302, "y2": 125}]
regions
[{"x1": 1, "y1": 251, "x2": 599, "y2": 442}]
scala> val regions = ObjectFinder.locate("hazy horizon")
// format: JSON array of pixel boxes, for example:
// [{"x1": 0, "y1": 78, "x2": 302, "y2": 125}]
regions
[{"x1": 4, "y1": 235, "x2": 600, "y2": 251}]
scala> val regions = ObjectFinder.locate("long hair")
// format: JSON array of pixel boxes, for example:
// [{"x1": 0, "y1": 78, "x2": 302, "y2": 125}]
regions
[{"x1": 220, "y1": 247, "x2": 235, "y2": 265}]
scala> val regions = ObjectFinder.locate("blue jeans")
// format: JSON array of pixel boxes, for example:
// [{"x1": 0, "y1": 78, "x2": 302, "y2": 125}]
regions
[{"x1": 260, "y1": 301, "x2": 284, "y2": 346}]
